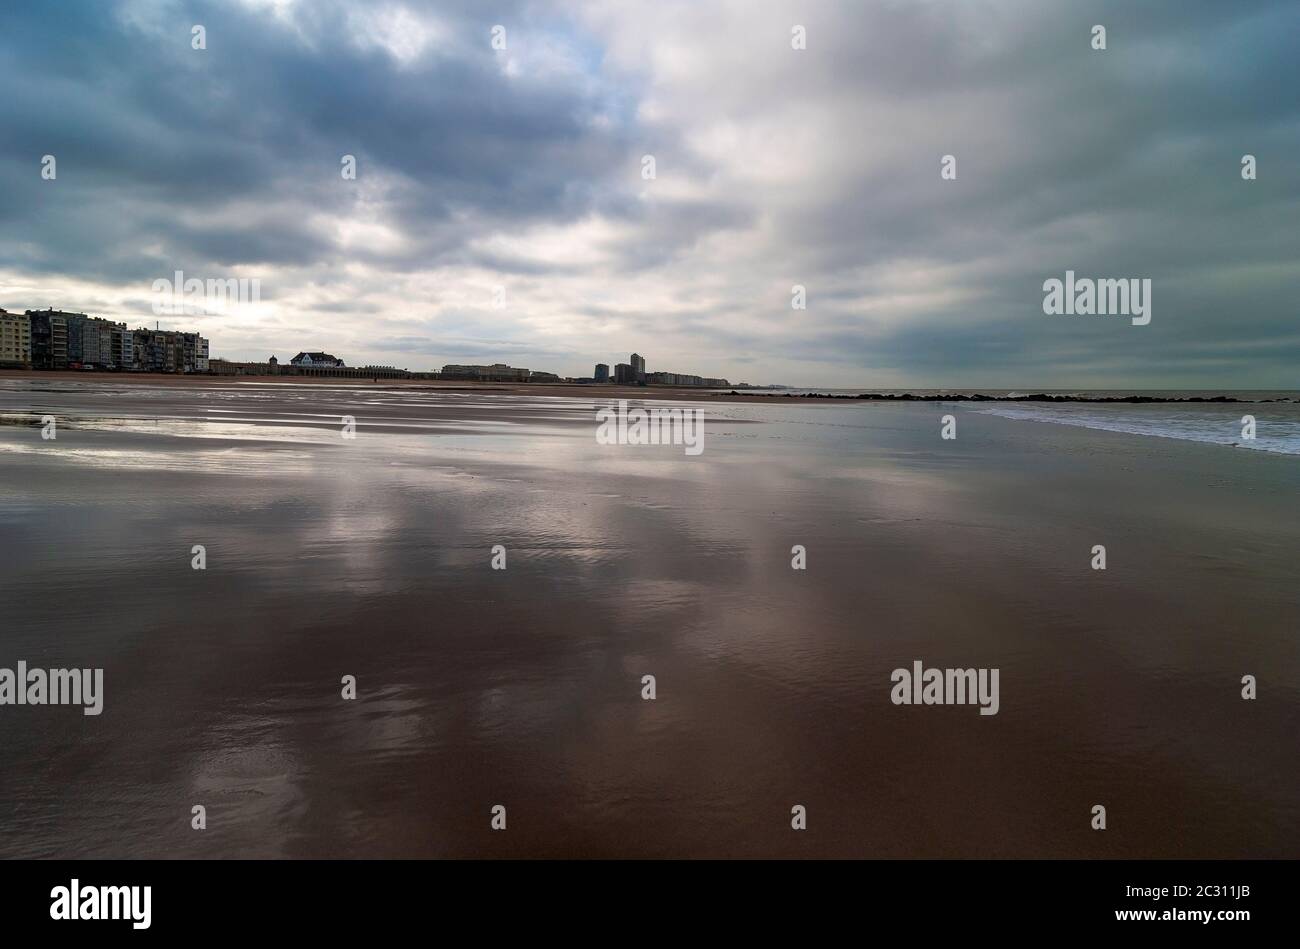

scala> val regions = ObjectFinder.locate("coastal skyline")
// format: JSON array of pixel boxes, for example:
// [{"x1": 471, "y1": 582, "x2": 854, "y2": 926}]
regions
[
  {"x1": 2, "y1": 304, "x2": 742, "y2": 384},
  {"x1": 2, "y1": 0, "x2": 1297, "y2": 388}
]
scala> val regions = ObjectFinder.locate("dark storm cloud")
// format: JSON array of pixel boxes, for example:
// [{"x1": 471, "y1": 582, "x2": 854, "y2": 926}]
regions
[
  {"x1": 0, "y1": 0, "x2": 649, "y2": 279},
  {"x1": 667, "y1": 0, "x2": 1300, "y2": 385}
]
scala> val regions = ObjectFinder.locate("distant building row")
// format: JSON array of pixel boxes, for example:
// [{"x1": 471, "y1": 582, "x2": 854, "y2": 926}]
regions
[
  {"x1": 0, "y1": 308, "x2": 208, "y2": 373},
  {"x1": 213, "y1": 360, "x2": 564, "y2": 382},
  {"x1": 209, "y1": 355, "x2": 424, "y2": 379},
  {"x1": 440, "y1": 363, "x2": 561, "y2": 383},
  {"x1": 0, "y1": 313, "x2": 730, "y2": 388},
  {"x1": 597, "y1": 353, "x2": 727, "y2": 388}
]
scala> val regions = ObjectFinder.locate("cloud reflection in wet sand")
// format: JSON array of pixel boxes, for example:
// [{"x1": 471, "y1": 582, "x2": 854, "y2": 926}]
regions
[{"x1": 0, "y1": 379, "x2": 1296, "y2": 857}]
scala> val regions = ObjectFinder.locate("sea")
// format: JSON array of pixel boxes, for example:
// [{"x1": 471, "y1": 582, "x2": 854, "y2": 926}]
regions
[{"x1": 743, "y1": 389, "x2": 1300, "y2": 455}]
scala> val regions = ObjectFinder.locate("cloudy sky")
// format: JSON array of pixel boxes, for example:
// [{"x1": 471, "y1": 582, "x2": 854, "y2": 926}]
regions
[{"x1": 1, "y1": 0, "x2": 1296, "y2": 386}]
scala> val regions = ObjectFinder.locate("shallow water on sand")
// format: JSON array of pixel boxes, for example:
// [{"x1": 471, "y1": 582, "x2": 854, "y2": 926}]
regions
[
  {"x1": 0, "y1": 379, "x2": 1297, "y2": 857},
  {"x1": 976, "y1": 400, "x2": 1300, "y2": 455}
]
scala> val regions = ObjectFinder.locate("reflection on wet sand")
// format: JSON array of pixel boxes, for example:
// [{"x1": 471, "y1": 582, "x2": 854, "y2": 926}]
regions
[{"x1": 0, "y1": 379, "x2": 1296, "y2": 857}]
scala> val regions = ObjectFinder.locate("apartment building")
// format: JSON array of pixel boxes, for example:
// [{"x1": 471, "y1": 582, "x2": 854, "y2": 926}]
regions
[
  {"x1": 27, "y1": 309, "x2": 72, "y2": 369},
  {"x1": 441, "y1": 363, "x2": 531, "y2": 382},
  {"x1": 131, "y1": 329, "x2": 209, "y2": 373},
  {"x1": 0, "y1": 309, "x2": 32, "y2": 367}
]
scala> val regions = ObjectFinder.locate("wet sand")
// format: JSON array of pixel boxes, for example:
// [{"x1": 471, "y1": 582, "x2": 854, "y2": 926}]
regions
[{"x1": 0, "y1": 378, "x2": 1296, "y2": 857}]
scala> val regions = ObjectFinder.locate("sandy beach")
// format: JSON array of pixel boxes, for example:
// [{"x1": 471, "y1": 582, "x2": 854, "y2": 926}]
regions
[{"x1": 0, "y1": 376, "x2": 1296, "y2": 858}]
